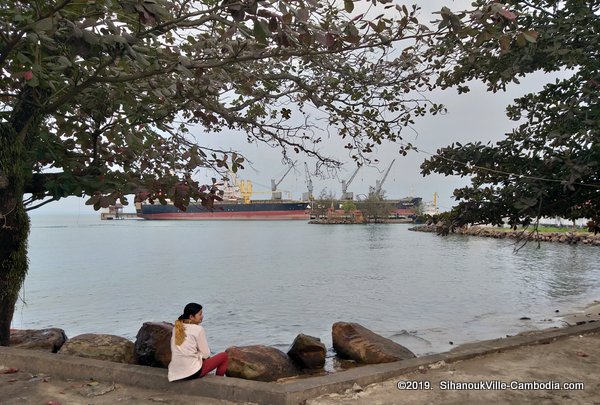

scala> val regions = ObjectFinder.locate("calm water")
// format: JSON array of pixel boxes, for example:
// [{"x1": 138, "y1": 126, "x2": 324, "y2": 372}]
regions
[{"x1": 13, "y1": 215, "x2": 600, "y2": 357}]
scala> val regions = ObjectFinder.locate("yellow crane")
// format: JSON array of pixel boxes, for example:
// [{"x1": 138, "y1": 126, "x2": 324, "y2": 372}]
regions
[
  {"x1": 238, "y1": 180, "x2": 253, "y2": 203},
  {"x1": 239, "y1": 179, "x2": 292, "y2": 202}
]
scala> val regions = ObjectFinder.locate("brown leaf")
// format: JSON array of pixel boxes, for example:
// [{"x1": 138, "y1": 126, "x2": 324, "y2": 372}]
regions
[
  {"x1": 576, "y1": 351, "x2": 589, "y2": 357},
  {"x1": 498, "y1": 9, "x2": 517, "y2": 21},
  {"x1": 0, "y1": 367, "x2": 19, "y2": 374}
]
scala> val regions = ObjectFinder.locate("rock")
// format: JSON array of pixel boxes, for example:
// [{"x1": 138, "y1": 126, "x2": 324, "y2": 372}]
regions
[
  {"x1": 134, "y1": 322, "x2": 173, "y2": 368},
  {"x1": 9, "y1": 328, "x2": 67, "y2": 353},
  {"x1": 59, "y1": 334, "x2": 135, "y2": 364},
  {"x1": 287, "y1": 333, "x2": 326, "y2": 369},
  {"x1": 332, "y1": 322, "x2": 416, "y2": 364},
  {"x1": 225, "y1": 345, "x2": 299, "y2": 381}
]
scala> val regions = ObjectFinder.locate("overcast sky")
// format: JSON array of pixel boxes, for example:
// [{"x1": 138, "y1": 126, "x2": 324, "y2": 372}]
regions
[{"x1": 32, "y1": 1, "x2": 563, "y2": 215}]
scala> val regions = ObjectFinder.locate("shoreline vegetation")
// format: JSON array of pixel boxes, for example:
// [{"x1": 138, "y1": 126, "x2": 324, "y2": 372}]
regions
[{"x1": 409, "y1": 224, "x2": 600, "y2": 246}]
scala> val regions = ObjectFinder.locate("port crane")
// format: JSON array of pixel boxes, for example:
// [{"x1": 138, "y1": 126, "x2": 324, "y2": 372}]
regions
[
  {"x1": 341, "y1": 165, "x2": 361, "y2": 200},
  {"x1": 303, "y1": 162, "x2": 314, "y2": 201},
  {"x1": 271, "y1": 163, "x2": 295, "y2": 200},
  {"x1": 370, "y1": 159, "x2": 395, "y2": 197}
]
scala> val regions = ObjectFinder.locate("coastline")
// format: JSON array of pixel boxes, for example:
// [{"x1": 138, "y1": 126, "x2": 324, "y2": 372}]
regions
[
  {"x1": 410, "y1": 224, "x2": 600, "y2": 246},
  {"x1": 559, "y1": 300, "x2": 600, "y2": 326},
  {"x1": 2, "y1": 321, "x2": 599, "y2": 404}
]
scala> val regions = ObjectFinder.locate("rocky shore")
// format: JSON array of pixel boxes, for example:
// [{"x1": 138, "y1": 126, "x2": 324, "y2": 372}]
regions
[
  {"x1": 410, "y1": 224, "x2": 600, "y2": 246},
  {"x1": 7, "y1": 321, "x2": 416, "y2": 383},
  {"x1": 2, "y1": 323, "x2": 599, "y2": 405}
]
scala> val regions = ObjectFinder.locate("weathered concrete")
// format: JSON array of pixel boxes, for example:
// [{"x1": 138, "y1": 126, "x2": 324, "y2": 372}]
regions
[{"x1": 1, "y1": 322, "x2": 599, "y2": 405}]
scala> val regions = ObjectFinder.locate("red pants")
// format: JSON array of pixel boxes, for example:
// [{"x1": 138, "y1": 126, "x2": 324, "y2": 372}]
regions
[
  {"x1": 199, "y1": 352, "x2": 228, "y2": 377},
  {"x1": 186, "y1": 352, "x2": 228, "y2": 378}
]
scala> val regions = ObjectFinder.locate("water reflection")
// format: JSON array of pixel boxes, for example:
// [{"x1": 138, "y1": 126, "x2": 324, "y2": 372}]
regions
[{"x1": 365, "y1": 224, "x2": 392, "y2": 250}]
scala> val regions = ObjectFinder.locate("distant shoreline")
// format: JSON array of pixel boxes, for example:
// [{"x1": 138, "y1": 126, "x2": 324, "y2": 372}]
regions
[{"x1": 409, "y1": 225, "x2": 600, "y2": 246}]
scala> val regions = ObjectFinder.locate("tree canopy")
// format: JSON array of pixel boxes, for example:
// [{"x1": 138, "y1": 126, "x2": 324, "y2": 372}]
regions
[
  {"x1": 0, "y1": 0, "x2": 449, "y2": 344},
  {"x1": 420, "y1": 0, "x2": 600, "y2": 233},
  {"x1": 1, "y1": 0, "x2": 445, "y2": 212}
]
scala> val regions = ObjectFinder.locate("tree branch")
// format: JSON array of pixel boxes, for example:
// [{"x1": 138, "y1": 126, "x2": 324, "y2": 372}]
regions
[{"x1": 25, "y1": 197, "x2": 58, "y2": 211}]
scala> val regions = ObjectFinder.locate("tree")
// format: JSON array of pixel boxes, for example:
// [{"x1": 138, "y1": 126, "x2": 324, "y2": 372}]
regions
[
  {"x1": 313, "y1": 188, "x2": 336, "y2": 219},
  {"x1": 0, "y1": 1, "x2": 445, "y2": 344},
  {"x1": 358, "y1": 190, "x2": 392, "y2": 222},
  {"x1": 420, "y1": 0, "x2": 600, "y2": 234},
  {"x1": 341, "y1": 200, "x2": 357, "y2": 213}
]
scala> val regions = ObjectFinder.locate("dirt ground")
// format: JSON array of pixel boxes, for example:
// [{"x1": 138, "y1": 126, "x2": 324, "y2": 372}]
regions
[
  {"x1": 308, "y1": 332, "x2": 600, "y2": 405},
  {"x1": 0, "y1": 331, "x2": 597, "y2": 405},
  {"x1": 0, "y1": 369, "x2": 246, "y2": 405}
]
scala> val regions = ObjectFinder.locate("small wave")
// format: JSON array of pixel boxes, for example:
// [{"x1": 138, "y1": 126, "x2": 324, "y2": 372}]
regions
[{"x1": 389, "y1": 329, "x2": 410, "y2": 338}]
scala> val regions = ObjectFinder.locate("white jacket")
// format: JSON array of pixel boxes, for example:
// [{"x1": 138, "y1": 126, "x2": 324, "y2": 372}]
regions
[{"x1": 168, "y1": 323, "x2": 211, "y2": 381}]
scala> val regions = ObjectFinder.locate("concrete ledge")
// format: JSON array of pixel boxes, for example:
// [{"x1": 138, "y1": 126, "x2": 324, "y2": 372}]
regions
[{"x1": 1, "y1": 322, "x2": 599, "y2": 404}]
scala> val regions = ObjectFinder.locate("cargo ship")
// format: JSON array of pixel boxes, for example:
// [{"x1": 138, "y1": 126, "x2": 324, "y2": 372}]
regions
[
  {"x1": 136, "y1": 200, "x2": 310, "y2": 220},
  {"x1": 135, "y1": 177, "x2": 310, "y2": 220},
  {"x1": 389, "y1": 197, "x2": 423, "y2": 218}
]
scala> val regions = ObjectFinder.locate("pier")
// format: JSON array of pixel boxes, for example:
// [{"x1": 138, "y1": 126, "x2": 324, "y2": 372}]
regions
[{"x1": 100, "y1": 204, "x2": 140, "y2": 220}]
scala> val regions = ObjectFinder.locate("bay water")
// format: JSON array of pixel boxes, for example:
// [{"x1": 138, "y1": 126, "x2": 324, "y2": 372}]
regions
[{"x1": 13, "y1": 215, "x2": 600, "y2": 357}]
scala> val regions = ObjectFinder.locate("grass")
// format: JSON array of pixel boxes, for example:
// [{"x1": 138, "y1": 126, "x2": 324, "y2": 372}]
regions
[{"x1": 492, "y1": 225, "x2": 588, "y2": 234}]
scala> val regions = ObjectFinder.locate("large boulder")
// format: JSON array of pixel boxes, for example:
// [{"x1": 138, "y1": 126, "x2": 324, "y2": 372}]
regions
[
  {"x1": 9, "y1": 328, "x2": 67, "y2": 353},
  {"x1": 134, "y1": 322, "x2": 173, "y2": 368},
  {"x1": 59, "y1": 333, "x2": 135, "y2": 364},
  {"x1": 287, "y1": 333, "x2": 326, "y2": 369},
  {"x1": 226, "y1": 345, "x2": 300, "y2": 381},
  {"x1": 332, "y1": 322, "x2": 416, "y2": 364}
]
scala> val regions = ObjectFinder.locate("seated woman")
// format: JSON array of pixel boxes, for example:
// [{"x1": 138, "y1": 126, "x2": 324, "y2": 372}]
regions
[{"x1": 168, "y1": 302, "x2": 228, "y2": 382}]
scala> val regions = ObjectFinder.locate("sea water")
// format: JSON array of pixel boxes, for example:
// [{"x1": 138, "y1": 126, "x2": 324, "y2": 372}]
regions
[{"x1": 12, "y1": 214, "x2": 600, "y2": 356}]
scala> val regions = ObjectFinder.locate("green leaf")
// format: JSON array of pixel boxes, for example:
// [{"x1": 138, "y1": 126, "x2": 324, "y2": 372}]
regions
[
  {"x1": 82, "y1": 30, "x2": 99, "y2": 45},
  {"x1": 253, "y1": 20, "x2": 268, "y2": 44},
  {"x1": 57, "y1": 56, "x2": 72, "y2": 67},
  {"x1": 344, "y1": 0, "x2": 354, "y2": 13},
  {"x1": 177, "y1": 64, "x2": 194, "y2": 78},
  {"x1": 34, "y1": 17, "x2": 54, "y2": 32},
  {"x1": 16, "y1": 52, "x2": 31, "y2": 64}
]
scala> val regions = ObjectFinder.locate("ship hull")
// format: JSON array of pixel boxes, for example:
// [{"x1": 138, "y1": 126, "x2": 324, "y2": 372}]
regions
[{"x1": 138, "y1": 201, "x2": 310, "y2": 220}]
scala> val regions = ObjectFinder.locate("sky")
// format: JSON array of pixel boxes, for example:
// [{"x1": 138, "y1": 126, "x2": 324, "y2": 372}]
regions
[{"x1": 31, "y1": 1, "x2": 565, "y2": 215}]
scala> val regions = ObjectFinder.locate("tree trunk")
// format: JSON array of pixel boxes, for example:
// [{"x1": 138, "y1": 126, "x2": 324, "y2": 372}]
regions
[{"x1": 0, "y1": 122, "x2": 30, "y2": 346}]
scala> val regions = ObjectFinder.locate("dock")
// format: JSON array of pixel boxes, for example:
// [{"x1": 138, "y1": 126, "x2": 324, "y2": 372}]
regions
[
  {"x1": 100, "y1": 204, "x2": 140, "y2": 220},
  {"x1": 100, "y1": 212, "x2": 139, "y2": 220}
]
